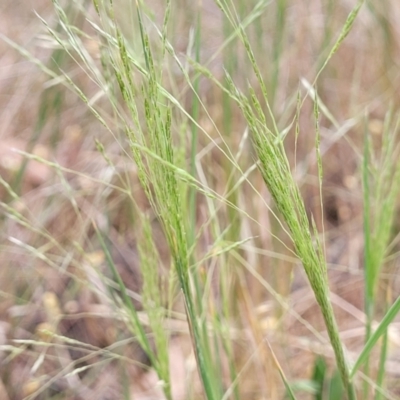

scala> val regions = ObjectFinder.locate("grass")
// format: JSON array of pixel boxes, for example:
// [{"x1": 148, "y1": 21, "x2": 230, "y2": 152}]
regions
[{"x1": 1, "y1": 0, "x2": 400, "y2": 399}]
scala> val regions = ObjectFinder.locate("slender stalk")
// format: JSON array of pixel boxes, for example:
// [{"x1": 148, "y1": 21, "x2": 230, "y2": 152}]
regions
[
  {"x1": 362, "y1": 123, "x2": 373, "y2": 398},
  {"x1": 188, "y1": 0, "x2": 201, "y2": 248},
  {"x1": 374, "y1": 328, "x2": 388, "y2": 400}
]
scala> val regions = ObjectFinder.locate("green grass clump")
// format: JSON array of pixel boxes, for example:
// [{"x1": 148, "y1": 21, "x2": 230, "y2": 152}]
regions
[{"x1": 2, "y1": 0, "x2": 400, "y2": 399}]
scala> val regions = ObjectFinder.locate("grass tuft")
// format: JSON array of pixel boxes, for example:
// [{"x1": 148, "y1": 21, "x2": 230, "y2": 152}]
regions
[{"x1": 2, "y1": 0, "x2": 400, "y2": 399}]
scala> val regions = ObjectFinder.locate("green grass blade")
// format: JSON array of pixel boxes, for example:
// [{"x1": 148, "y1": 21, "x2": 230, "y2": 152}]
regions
[
  {"x1": 312, "y1": 356, "x2": 327, "y2": 400},
  {"x1": 362, "y1": 116, "x2": 373, "y2": 397},
  {"x1": 350, "y1": 294, "x2": 400, "y2": 378}
]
